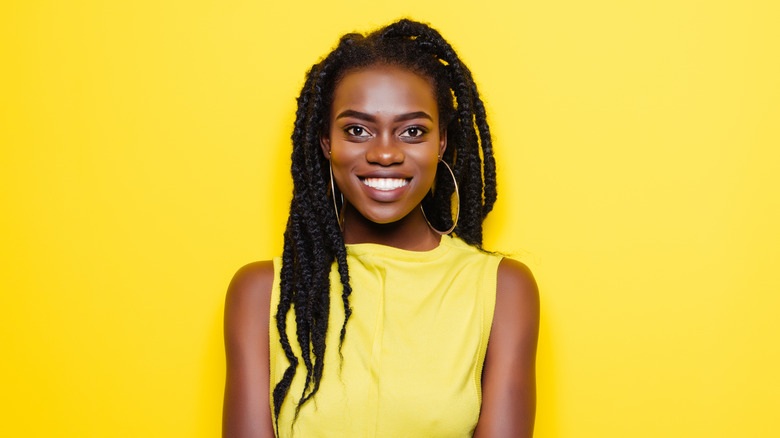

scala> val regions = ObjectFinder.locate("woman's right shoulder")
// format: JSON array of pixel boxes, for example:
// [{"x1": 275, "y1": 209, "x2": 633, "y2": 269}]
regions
[
  {"x1": 228, "y1": 260, "x2": 276, "y2": 295},
  {"x1": 224, "y1": 260, "x2": 276, "y2": 323},
  {"x1": 223, "y1": 261, "x2": 277, "y2": 437}
]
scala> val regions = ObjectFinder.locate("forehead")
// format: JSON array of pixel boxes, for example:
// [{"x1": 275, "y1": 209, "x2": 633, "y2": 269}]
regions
[{"x1": 331, "y1": 66, "x2": 438, "y2": 119}]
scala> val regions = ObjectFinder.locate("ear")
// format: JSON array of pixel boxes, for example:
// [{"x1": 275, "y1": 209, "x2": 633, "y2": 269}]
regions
[
  {"x1": 438, "y1": 129, "x2": 448, "y2": 159},
  {"x1": 320, "y1": 130, "x2": 331, "y2": 160}
]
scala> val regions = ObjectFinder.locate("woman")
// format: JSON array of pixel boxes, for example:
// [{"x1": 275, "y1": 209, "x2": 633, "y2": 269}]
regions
[{"x1": 223, "y1": 19, "x2": 539, "y2": 438}]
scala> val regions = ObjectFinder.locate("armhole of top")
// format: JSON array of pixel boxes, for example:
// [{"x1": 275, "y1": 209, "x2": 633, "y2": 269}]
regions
[
  {"x1": 268, "y1": 256, "x2": 282, "y2": 413},
  {"x1": 474, "y1": 253, "x2": 503, "y2": 405}
]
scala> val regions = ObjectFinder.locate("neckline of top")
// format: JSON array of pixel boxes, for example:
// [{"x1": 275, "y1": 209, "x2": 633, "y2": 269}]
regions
[{"x1": 345, "y1": 234, "x2": 455, "y2": 262}]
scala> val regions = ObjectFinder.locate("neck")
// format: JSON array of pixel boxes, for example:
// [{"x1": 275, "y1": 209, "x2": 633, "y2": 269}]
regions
[{"x1": 341, "y1": 204, "x2": 442, "y2": 251}]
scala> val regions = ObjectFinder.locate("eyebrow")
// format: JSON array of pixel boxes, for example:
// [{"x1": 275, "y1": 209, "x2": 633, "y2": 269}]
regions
[{"x1": 335, "y1": 109, "x2": 433, "y2": 122}]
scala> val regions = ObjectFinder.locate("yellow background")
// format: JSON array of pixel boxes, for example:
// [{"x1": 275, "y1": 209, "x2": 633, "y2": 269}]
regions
[{"x1": 2, "y1": 0, "x2": 778, "y2": 436}]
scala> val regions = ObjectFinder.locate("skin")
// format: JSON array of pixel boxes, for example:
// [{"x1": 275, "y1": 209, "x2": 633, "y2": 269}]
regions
[
  {"x1": 223, "y1": 65, "x2": 539, "y2": 438},
  {"x1": 321, "y1": 66, "x2": 446, "y2": 251}
]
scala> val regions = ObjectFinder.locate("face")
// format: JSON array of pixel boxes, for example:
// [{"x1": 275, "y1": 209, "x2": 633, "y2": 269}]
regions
[{"x1": 321, "y1": 65, "x2": 446, "y2": 225}]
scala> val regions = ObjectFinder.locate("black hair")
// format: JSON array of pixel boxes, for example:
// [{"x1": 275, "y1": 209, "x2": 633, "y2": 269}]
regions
[{"x1": 272, "y1": 18, "x2": 497, "y2": 431}]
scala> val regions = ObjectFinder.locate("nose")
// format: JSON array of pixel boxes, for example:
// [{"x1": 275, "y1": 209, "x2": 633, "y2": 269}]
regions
[{"x1": 365, "y1": 135, "x2": 404, "y2": 166}]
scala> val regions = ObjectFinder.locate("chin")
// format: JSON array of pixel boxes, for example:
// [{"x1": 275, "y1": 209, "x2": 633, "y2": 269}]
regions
[
  {"x1": 360, "y1": 212, "x2": 405, "y2": 225},
  {"x1": 355, "y1": 205, "x2": 416, "y2": 225}
]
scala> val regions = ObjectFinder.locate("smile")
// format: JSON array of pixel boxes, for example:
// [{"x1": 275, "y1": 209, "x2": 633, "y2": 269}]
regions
[{"x1": 360, "y1": 177, "x2": 410, "y2": 191}]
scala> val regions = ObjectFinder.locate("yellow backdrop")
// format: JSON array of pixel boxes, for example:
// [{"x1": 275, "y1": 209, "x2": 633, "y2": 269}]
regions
[{"x1": 2, "y1": 1, "x2": 778, "y2": 436}]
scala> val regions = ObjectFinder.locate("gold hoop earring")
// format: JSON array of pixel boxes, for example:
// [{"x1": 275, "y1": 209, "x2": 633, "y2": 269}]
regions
[
  {"x1": 420, "y1": 160, "x2": 459, "y2": 235},
  {"x1": 329, "y1": 164, "x2": 343, "y2": 228}
]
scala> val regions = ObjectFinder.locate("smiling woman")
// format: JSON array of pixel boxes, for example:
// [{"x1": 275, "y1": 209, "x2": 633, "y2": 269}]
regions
[{"x1": 223, "y1": 19, "x2": 539, "y2": 438}]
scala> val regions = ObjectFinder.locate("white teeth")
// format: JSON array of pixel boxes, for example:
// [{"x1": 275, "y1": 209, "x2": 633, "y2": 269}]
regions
[{"x1": 361, "y1": 178, "x2": 409, "y2": 191}]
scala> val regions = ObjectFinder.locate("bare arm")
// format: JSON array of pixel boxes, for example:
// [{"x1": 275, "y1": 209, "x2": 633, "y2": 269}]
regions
[
  {"x1": 474, "y1": 258, "x2": 540, "y2": 438},
  {"x1": 223, "y1": 261, "x2": 276, "y2": 438}
]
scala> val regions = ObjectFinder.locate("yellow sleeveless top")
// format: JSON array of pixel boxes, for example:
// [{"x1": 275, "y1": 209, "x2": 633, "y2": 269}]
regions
[{"x1": 269, "y1": 235, "x2": 502, "y2": 437}]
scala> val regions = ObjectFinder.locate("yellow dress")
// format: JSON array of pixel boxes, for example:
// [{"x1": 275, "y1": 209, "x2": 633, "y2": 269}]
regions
[{"x1": 269, "y1": 235, "x2": 503, "y2": 437}]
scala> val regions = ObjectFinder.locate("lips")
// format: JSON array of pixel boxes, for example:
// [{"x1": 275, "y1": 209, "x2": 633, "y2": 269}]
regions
[
  {"x1": 355, "y1": 173, "x2": 413, "y2": 202},
  {"x1": 360, "y1": 177, "x2": 410, "y2": 191}
]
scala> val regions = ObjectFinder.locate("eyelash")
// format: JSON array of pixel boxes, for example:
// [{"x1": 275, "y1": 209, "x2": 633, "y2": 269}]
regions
[
  {"x1": 345, "y1": 126, "x2": 369, "y2": 137},
  {"x1": 401, "y1": 126, "x2": 427, "y2": 138},
  {"x1": 343, "y1": 125, "x2": 428, "y2": 139}
]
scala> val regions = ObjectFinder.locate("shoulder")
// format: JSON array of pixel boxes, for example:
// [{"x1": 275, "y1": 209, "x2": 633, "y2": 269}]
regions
[
  {"x1": 493, "y1": 257, "x2": 540, "y2": 339},
  {"x1": 224, "y1": 260, "x2": 275, "y2": 334},
  {"x1": 496, "y1": 258, "x2": 539, "y2": 307},
  {"x1": 475, "y1": 257, "x2": 538, "y2": 437},
  {"x1": 223, "y1": 261, "x2": 277, "y2": 437},
  {"x1": 227, "y1": 260, "x2": 275, "y2": 300}
]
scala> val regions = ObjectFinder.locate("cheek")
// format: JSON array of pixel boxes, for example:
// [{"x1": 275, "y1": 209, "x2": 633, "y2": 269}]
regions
[
  {"x1": 412, "y1": 152, "x2": 441, "y2": 186},
  {"x1": 426, "y1": 161, "x2": 440, "y2": 182},
  {"x1": 328, "y1": 149, "x2": 358, "y2": 190},
  {"x1": 330, "y1": 148, "x2": 354, "y2": 171}
]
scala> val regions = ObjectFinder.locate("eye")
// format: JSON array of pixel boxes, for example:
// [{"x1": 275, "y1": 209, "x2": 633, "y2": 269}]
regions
[
  {"x1": 401, "y1": 126, "x2": 427, "y2": 139},
  {"x1": 345, "y1": 126, "x2": 371, "y2": 138}
]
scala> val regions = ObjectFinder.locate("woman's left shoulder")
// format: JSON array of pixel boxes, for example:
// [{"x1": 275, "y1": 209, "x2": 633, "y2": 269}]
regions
[
  {"x1": 497, "y1": 258, "x2": 538, "y2": 299},
  {"x1": 495, "y1": 258, "x2": 540, "y2": 322},
  {"x1": 475, "y1": 257, "x2": 539, "y2": 437}
]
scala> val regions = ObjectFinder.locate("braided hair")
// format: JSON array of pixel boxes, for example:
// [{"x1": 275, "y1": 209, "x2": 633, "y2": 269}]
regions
[{"x1": 273, "y1": 18, "x2": 497, "y2": 430}]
